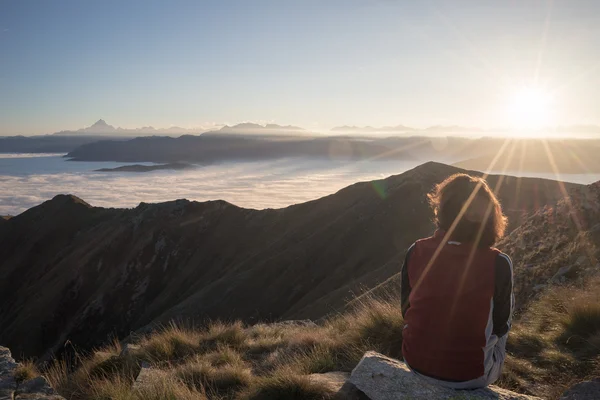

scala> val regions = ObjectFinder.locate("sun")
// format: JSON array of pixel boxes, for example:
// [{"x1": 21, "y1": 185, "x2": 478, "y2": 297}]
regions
[{"x1": 506, "y1": 86, "x2": 553, "y2": 131}]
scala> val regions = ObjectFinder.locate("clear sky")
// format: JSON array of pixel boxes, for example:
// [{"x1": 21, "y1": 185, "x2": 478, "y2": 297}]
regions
[{"x1": 1, "y1": 0, "x2": 599, "y2": 135}]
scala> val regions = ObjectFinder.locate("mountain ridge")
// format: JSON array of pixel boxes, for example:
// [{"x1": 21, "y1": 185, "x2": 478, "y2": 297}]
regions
[{"x1": 0, "y1": 162, "x2": 582, "y2": 362}]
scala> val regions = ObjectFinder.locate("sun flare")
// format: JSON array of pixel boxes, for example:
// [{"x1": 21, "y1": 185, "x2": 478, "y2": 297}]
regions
[{"x1": 507, "y1": 86, "x2": 553, "y2": 131}]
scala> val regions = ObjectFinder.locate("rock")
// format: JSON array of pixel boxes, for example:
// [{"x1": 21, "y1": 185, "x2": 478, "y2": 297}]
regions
[
  {"x1": 0, "y1": 346, "x2": 64, "y2": 400},
  {"x1": 0, "y1": 346, "x2": 18, "y2": 400},
  {"x1": 533, "y1": 284, "x2": 547, "y2": 292},
  {"x1": 337, "y1": 381, "x2": 371, "y2": 400},
  {"x1": 133, "y1": 363, "x2": 167, "y2": 391},
  {"x1": 560, "y1": 378, "x2": 600, "y2": 399},
  {"x1": 270, "y1": 319, "x2": 318, "y2": 329},
  {"x1": 348, "y1": 351, "x2": 542, "y2": 400},
  {"x1": 120, "y1": 343, "x2": 141, "y2": 357},
  {"x1": 16, "y1": 377, "x2": 56, "y2": 395}
]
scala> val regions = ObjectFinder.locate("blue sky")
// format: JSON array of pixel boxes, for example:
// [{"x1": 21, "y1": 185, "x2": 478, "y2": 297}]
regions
[{"x1": 1, "y1": 0, "x2": 599, "y2": 135}]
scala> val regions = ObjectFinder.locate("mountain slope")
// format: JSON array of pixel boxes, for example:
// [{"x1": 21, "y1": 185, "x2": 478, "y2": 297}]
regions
[{"x1": 0, "y1": 162, "x2": 581, "y2": 360}]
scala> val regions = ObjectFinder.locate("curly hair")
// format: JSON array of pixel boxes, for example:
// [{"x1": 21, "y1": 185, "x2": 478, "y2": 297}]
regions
[{"x1": 428, "y1": 173, "x2": 507, "y2": 247}]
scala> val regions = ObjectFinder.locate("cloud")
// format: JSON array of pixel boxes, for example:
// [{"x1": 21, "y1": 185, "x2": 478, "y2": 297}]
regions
[{"x1": 0, "y1": 158, "x2": 421, "y2": 215}]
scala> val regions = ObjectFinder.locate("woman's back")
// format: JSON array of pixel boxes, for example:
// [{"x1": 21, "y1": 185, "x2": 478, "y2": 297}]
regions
[
  {"x1": 400, "y1": 173, "x2": 514, "y2": 388},
  {"x1": 401, "y1": 231, "x2": 509, "y2": 382}
]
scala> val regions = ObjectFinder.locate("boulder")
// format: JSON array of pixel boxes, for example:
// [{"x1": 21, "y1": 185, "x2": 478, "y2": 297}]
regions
[
  {"x1": 133, "y1": 363, "x2": 167, "y2": 391},
  {"x1": 0, "y1": 346, "x2": 17, "y2": 400},
  {"x1": 119, "y1": 343, "x2": 141, "y2": 357},
  {"x1": 349, "y1": 352, "x2": 541, "y2": 400},
  {"x1": 560, "y1": 379, "x2": 600, "y2": 400}
]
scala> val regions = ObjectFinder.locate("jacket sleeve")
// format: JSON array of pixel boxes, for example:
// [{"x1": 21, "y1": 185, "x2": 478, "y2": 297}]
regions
[
  {"x1": 401, "y1": 244, "x2": 416, "y2": 318},
  {"x1": 493, "y1": 253, "x2": 514, "y2": 337}
]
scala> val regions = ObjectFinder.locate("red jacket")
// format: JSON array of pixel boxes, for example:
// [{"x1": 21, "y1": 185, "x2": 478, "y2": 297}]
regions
[{"x1": 401, "y1": 230, "x2": 513, "y2": 382}]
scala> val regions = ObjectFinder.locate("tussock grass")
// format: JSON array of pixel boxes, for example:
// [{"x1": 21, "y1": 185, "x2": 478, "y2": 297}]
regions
[
  {"x1": 45, "y1": 278, "x2": 600, "y2": 400},
  {"x1": 89, "y1": 375, "x2": 136, "y2": 400},
  {"x1": 176, "y1": 359, "x2": 253, "y2": 396},
  {"x1": 500, "y1": 277, "x2": 600, "y2": 398},
  {"x1": 204, "y1": 345, "x2": 246, "y2": 368},
  {"x1": 201, "y1": 321, "x2": 248, "y2": 351},
  {"x1": 138, "y1": 323, "x2": 201, "y2": 363},
  {"x1": 89, "y1": 374, "x2": 208, "y2": 400},
  {"x1": 560, "y1": 301, "x2": 600, "y2": 355},
  {"x1": 14, "y1": 360, "x2": 39, "y2": 383},
  {"x1": 238, "y1": 368, "x2": 334, "y2": 400},
  {"x1": 45, "y1": 340, "x2": 139, "y2": 400},
  {"x1": 332, "y1": 295, "x2": 405, "y2": 358}
]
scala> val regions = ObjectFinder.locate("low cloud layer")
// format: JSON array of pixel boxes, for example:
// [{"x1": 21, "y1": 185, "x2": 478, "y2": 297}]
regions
[
  {"x1": 3, "y1": 156, "x2": 598, "y2": 216},
  {"x1": 1, "y1": 157, "x2": 420, "y2": 215}
]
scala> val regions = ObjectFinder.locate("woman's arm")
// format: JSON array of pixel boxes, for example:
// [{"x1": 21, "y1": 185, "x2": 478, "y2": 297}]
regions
[
  {"x1": 401, "y1": 243, "x2": 415, "y2": 318},
  {"x1": 493, "y1": 253, "x2": 514, "y2": 337}
]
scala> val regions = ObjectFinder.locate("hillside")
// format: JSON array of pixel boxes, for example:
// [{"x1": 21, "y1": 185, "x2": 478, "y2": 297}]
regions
[
  {"x1": 0, "y1": 162, "x2": 582, "y2": 362},
  {"x1": 355, "y1": 173, "x2": 600, "y2": 313}
]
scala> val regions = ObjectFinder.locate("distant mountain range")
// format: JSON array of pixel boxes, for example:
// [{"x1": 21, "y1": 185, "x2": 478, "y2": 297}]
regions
[
  {"x1": 52, "y1": 119, "x2": 209, "y2": 136},
  {"x1": 219, "y1": 123, "x2": 305, "y2": 133},
  {"x1": 0, "y1": 162, "x2": 580, "y2": 360},
  {"x1": 52, "y1": 120, "x2": 307, "y2": 136}
]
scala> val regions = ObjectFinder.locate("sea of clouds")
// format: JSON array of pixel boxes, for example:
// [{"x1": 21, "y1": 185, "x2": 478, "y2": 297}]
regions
[{"x1": 0, "y1": 155, "x2": 420, "y2": 215}]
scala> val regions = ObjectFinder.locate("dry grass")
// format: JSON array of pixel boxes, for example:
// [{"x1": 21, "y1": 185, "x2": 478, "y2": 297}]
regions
[
  {"x1": 45, "y1": 280, "x2": 600, "y2": 400},
  {"x1": 137, "y1": 323, "x2": 201, "y2": 363},
  {"x1": 238, "y1": 368, "x2": 334, "y2": 400},
  {"x1": 14, "y1": 360, "x2": 39, "y2": 383},
  {"x1": 331, "y1": 295, "x2": 404, "y2": 359},
  {"x1": 45, "y1": 340, "x2": 139, "y2": 400},
  {"x1": 89, "y1": 374, "x2": 208, "y2": 400},
  {"x1": 498, "y1": 277, "x2": 600, "y2": 398},
  {"x1": 201, "y1": 321, "x2": 248, "y2": 351},
  {"x1": 176, "y1": 359, "x2": 253, "y2": 397}
]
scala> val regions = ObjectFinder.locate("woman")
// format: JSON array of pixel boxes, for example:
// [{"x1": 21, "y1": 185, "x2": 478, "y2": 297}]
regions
[{"x1": 400, "y1": 173, "x2": 514, "y2": 389}]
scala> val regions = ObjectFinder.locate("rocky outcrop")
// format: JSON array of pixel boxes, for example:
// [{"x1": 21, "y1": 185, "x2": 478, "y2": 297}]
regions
[
  {"x1": 348, "y1": 352, "x2": 541, "y2": 400},
  {"x1": 560, "y1": 378, "x2": 600, "y2": 399},
  {"x1": 0, "y1": 346, "x2": 64, "y2": 400}
]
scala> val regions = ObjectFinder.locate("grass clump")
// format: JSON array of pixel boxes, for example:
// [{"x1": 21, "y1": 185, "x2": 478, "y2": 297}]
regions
[
  {"x1": 89, "y1": 374, "x2": 208, "y2": 400},
  {"x1": 89, "y1": 375, "x2": 136, "y2": 400},
  {"x1": 138, "y1": 323, "x2": 201, "y2": 363},
  {"x1": 176, "y1": 359, "x2": 253, "y2": 397},
  {"x1": 204, "y1": 345, "x2": 246, "y2": 368},
  {"x1": 14, "y1": 360, "x2": 39, "y2": 383},
  {"x1": 201, "y1": 321, "x2": 248, "y2": 351},
  {"x1": 239, "y1": 369, "x2": 334, "y2": 400},
  {"x1": 560, "y1": 301, "x2": 600, "y2": 355},
  {"x1": 333, "y1": 295, "x2": 405, "y2": 359}
]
